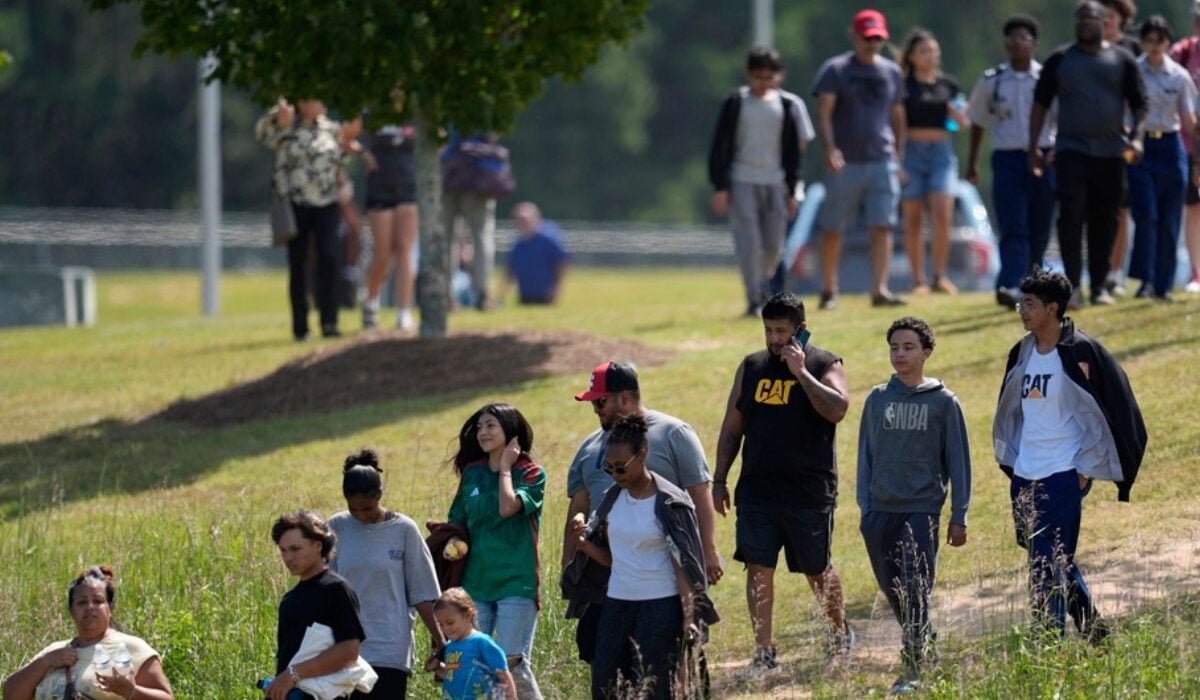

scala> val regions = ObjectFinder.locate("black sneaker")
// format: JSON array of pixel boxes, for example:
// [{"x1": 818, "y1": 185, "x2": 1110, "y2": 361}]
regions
[
  {"x1": 996, "y1": 287, "x2": 1020, "y2": 309},
  {"x1": 321, "y1": 325, "x2": 341, "y2": 338},
  {"x1": 735, "y1": 645, "x2": 781, "y2": 681},
  {"x1": 871, "y1": 292, "x2": 907, "y2": 307},
  {"x1": 819, "y1": 290, "x2": 838, "y2": 310}
]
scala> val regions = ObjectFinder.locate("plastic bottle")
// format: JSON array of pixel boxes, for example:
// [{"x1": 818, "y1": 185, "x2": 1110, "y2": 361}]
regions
[
  {"x1": 945, "y1": 95, "x2": 967, "y2": 133},
  {"x1": 113, "y1": 642, "x2": 133, "y2": 678},
  {"x1": 91, "y1": 644, "x2": 111, "y2": 674}
]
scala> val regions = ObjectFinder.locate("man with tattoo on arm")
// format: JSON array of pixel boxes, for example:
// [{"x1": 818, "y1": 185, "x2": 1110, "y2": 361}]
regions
[{"x1": 712, "y1": 292, "x2": 853, "y2": 679}]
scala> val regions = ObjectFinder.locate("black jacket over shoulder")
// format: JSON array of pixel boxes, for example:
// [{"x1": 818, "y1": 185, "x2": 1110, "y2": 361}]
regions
[{"x1": 707, "y1": 87, "x2": 804, "y2": 194}]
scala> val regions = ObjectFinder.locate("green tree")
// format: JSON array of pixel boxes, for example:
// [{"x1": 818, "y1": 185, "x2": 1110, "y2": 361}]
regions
[{"x1": 88, "y1": 0, "x2": 650, "y2": 337}]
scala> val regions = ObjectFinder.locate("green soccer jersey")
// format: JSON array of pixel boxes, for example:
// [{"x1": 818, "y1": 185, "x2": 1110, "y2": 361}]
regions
[{"x1": 448, "y1": 459, "x2": 545, "y2": 603}]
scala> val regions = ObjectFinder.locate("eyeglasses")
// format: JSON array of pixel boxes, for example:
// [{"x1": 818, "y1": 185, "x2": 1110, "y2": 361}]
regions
[{"x1": 602, "y1": 452, "x2": 638, "y2": 476}]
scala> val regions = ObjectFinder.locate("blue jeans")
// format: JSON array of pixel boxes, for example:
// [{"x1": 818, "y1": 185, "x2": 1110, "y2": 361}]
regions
[
  {"x1": 592, "y1": 595, "x2": 683, "y2": 700},
  {"x1": 475, "y1": 596, "x2": 543, "y2": 699},
  {"x1": 1128, "y1": 132, "x2": 1186, "y2": 295},
  {"x1": 860, "y1": 512, "x2": 940, "y2": 672},
  {"x1": 1010, "y1": 470, "x2": 1100, "y2": 635},
  {"x1": 993, "y1": 149, "x2": 1056, "y2": 289}
]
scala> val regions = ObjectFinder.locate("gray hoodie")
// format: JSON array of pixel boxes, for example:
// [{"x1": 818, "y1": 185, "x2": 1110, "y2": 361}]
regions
[{"x1": 856, "y1": 376, "x2": 972, "y2": 526}]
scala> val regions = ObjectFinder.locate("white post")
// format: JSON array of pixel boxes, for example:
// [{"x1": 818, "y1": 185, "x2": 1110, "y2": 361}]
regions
[
  {"x1": 198, "y1": 55, "x2": 222, "y2": 317},
  {"x1": 752, "y1": 0, "x2": 773, "y2": 48}
]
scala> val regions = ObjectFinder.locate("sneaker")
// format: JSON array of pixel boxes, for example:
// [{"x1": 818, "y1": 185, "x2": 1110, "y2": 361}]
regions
[
  {"x1": 932, "y1": 276, "x2": 958, "y2": 294},
  {"x1": 1185, "y1": 278, "x2": 1200, "y2": 293},
  {"x1": 362, "y1": 299, "x2": 379, "y2": 330},
  {"x1": 996, "y1": 287, "x2": 1020, "y2": 309},
  {"x1": 1091, "y1": 289, "x2": 1116, "y2": 306},
  {"x1": 1085, "y1": 616, "x2": 1112, "y2": 647},
  {"x1": 1153, "y1": 292, "x2": 1176, "y2": 303},
  {"x1": 1134, "y1": 283, "x2": 1152, "y2": 299},
  {"x1": 889, "y1": 673, "x2": 920, "y2": 696},
  {"x1": 871, "y1": 292, "x2": 907, "y2": 307},
  {"x1": 396, "y1": 308, "x2": 416, "y2": 331},
  {"x1": 321, "y1": 324, "x2": 341, "y2": 338},
  {"x1": 1067, "y1": 289, "x2": 1084, "y2": 310},
  {"x1": 736, "y1": 645, "x2": 782, "y2": 681},
  {"x1": 745, "y1": 301, "x2": 762, "y2": 317},
  {"x1": 819, "y1": 290, "x2": 838, "y2": 310},
  {"x1": 1104, "y1": 273, "x2": 1127, "y2": 298},
  {"x1": 825, "y1": 623, "x2": 856, "y2": 672}
]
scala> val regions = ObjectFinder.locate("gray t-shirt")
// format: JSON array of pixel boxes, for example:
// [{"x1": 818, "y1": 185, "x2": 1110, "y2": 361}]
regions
[
  {"x1": 732, "y1": 91, "x2": 785, "y2": 185},
  {"x1": 812, "y1": 51, "x2": 905, "y2": 162},
  {"x1": 1034, "y1": 43, "x2": 1147, "y2": 158},
  {"x1": 328, "y1": 511, "x2": 441, "y2": 672},
  {"x1": 566, "y1": 408, "x2": 711, "y2": 515}
]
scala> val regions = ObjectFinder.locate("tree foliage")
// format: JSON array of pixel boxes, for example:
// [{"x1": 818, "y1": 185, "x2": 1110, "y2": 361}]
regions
[{"x1": 87, "y1": 0, "x2": 650, "y2": 134}]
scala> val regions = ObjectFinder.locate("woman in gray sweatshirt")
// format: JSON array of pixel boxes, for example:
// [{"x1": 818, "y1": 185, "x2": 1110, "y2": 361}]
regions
[{"x1": 856, "y1": 317, "x2": 971, "y2": 694}]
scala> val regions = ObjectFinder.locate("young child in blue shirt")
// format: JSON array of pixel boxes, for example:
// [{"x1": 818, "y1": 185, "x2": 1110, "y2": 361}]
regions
[{"x1": 433, "y1": 588, "x2": 516, "y2": 700}]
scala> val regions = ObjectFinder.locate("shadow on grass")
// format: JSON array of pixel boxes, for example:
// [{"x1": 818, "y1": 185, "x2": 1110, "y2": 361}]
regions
[{"x1": 0, "y1": 330, "x2": 671, "y2": 519}]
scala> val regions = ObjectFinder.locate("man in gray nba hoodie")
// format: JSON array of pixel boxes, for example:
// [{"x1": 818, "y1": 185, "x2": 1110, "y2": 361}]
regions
[{"x1": 857, "y1": 317, "x2": 971, "y2": 693}]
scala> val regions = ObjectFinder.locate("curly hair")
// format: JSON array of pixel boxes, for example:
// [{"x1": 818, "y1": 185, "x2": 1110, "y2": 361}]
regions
[{"x1": 271, "y1": 509, "x2": 337, "y2": 561}]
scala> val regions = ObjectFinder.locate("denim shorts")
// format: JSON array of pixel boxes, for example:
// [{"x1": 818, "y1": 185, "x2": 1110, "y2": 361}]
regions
[
  {"x1": 902, "y1": 140, "x2": 958, "y2": 200},
  {"x1": 818, "y1": 159, "x2": 901, "y2": 232}
]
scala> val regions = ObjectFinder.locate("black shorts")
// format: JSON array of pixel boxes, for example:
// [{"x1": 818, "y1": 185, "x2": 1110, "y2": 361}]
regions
[
  {"x1": 366, "y1": 195, "x2": 417, "y2": 211},
  {"x1": 734, "y1": 502, "x2": 833, "y2": 575},
  {"x1": 1188, "y1": 162, "x2": 1200, "y2": 206}
]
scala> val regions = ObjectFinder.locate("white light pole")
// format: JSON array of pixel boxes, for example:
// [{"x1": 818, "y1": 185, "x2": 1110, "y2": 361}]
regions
[
  {"x1": 198, "y1": 55, "x2": 222, "y2": 317},
  {"x1": 752, "y1": 0, "x2": 774, "y2": 48}
]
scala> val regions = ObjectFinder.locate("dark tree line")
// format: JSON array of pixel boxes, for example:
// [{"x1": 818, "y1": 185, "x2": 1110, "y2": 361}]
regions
[{"x1": 0, "y1": 0, "x2": 1192, "y2": 221}]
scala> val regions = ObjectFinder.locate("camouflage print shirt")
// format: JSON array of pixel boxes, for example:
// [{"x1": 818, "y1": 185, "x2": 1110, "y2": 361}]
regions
[{"x1": 256, "y1": 109, "x2": 347, "y2": 207}]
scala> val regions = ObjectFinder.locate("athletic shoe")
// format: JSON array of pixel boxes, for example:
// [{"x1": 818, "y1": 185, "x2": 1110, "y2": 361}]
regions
[
  {"x1": 889, "y1": 672, "x2": 920, "y2": 696},
  {"x1": 819, "y1": 290, "x2": 838, "y2": 310},
  {"x1": 932, "y1": 276, "x2": 958, "y2": 294},
  {"x1": 996, "y1": 287, "x2": 1020, "y2": 309},
  {"x1": 1067, "y1": 289, "x2": 1084, "y2": 310},
  {"x1": 362, "y1": 299, "x2": 380, "y2": 330},
  {"x1": 397, "y1": 308, "x2": 416, "y2": 331},
  {"x1": 1104, "y1": 273, "x2": 1127, "y2": 298},
  {"x1": 1091, "y1": 289, "x2": 1116, "y2": 306},
  {"x1": 871, "y1": 292, "x2": 907, "y2": 307},
  {"x1": 824, "y1": 623, "x2": 856, "y2": 672},
  {"x1": 1185, "y1": 278, "x2": 1200, "y2": 293},
  {"x1": 1134, "y1": 283, "x2": 1152, "y2": 299},
  {"x1": 1153, "y1": 292, "x2": 1176, "y2": 303},
  {"x1": 735, "y1": 645, "x2": 782, "y2": 681},
  {"x1": 321, "y1": 325, "x2": 341, "y2": 339}
]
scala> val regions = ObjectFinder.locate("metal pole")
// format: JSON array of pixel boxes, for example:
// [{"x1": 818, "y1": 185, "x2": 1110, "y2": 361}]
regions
[
  {"x1": 752, "y1": 0, "x2": 773, "y2": 48},
  {"x1": 198, "y1": 55, "x2": 222, "y2": 317}
]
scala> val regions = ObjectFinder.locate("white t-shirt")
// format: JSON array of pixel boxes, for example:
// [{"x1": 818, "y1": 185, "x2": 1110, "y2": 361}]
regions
[
  {"x1": 1014, "y1": 348, "x2": 1081, "y2": 480},
  {"x1": 33, "y1": 629, "x2": 158, "y2": 700},
  {"x1": 605, "y1": 490, "x2": 678, "y2": 601}
]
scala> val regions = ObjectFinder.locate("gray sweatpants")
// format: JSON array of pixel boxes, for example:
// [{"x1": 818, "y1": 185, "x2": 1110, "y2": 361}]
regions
[
  {"x1": 730, "y1": 181, "x2": 788, "y2": 306},
  {"x1": 443, "y1": 189, "x2": 496, "y2": 304}
]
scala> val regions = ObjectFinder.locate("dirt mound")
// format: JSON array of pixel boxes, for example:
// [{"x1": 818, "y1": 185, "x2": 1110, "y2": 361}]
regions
[{"x1": 155, "y1": 330, "x2": 672, "y2": 427}]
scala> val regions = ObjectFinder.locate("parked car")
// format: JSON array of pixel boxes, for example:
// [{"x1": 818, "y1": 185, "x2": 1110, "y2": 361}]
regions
[{"x1": 783, "y1": 178, "x2": 1000, "y2": 295}]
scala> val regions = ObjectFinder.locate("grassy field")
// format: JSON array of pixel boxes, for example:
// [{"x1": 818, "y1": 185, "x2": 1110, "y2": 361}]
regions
[{"x1": 1, "y1": 268, "x2": 1198, "y2": 698}]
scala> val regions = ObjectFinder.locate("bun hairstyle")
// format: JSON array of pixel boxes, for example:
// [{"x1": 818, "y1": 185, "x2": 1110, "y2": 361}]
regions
[
  {"x1": 271, "y1": 509, "x2": 337, "y2": 561},
  {"x1": 68, "y1": 565, "x2": 115, "y2": 608},
  {"x1": 608, "y1": 412, "x2": 649, "y2": 454},
  {"x1": 342, "y1": 448, "x2": 383, "y2": 498}
]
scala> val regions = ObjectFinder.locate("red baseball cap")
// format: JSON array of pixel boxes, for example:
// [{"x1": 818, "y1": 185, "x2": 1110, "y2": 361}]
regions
[
  {"x1": 574, "y1": 361, "x2": 640, "y2": 402},
  {"x1": 853, "y1": 9, "x2": 889, "y2": 40}
]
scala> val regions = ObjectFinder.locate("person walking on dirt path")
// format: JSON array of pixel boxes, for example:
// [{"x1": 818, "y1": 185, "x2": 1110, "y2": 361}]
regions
[
  {"x1": 562, "y1": 361, "x2": 723, "y2": 663},
  {"x1": 857, "y1": 316, "x2": 971, "y2": 694},
  {"x1": 712, "y1": 292, "x2": 853, "y2": 679},
  {"x1": 993, "y1": 270, "x2": 1147, "y2": 642}
]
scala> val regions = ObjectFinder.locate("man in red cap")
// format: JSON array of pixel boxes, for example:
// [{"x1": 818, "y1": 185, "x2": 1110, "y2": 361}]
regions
[
  {"x1": 812, "y1": 8, "x2": 908, "y2": 310},
  {"x1": 560, "y1": 361, "x2": 722, "y2": 662}
]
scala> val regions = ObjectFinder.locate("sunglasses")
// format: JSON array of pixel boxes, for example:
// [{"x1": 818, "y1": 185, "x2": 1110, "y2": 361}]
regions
[{"x1": 602, "y1": 452, "x2": 639, "y2": 476}]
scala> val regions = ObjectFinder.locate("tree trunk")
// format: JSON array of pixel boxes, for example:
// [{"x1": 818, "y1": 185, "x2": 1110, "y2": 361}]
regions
[{"x1": 414, "y1": 110, "x2": 450, "y2": 337}]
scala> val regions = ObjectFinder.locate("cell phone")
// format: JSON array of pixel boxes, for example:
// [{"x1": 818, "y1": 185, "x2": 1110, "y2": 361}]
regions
[{"x1": 793, "y1": 326, "x2": 811, "y2": 348}]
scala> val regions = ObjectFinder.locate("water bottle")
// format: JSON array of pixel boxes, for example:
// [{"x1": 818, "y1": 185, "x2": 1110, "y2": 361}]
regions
[
  {"x1": 91, "y1": 644, "x2": 111, "y2": 674},
  {"x1": 113, "y1": 642, "x2": 133, "y2": 678},
  {"x1": 946, "y1": 95, "x2": 966, "y2": 132}
]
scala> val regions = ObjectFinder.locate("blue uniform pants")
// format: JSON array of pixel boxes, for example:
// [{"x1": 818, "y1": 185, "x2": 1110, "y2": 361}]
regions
[
  {"x1": 993, "y1": 149, "x2": 1056, "y2": 289},
  {"x1": 1128, "y1": 133, "x2": 1186, "y2": 295},
  {"x1": 1010, "y1": 470, "x2": 1100, "y2": 635}
]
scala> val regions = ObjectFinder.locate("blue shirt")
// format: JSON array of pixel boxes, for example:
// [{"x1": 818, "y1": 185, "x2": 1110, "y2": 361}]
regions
[
  {"x1": 441, "y1": 631, "x2": 508, "y2": 700},
  {"x1": 507, "y1": 222, "x2": 568, "y2": 303}
]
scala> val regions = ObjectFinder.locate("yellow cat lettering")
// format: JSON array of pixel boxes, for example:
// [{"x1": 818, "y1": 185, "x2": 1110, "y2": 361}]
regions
[{"x1": 754, "y1": 378, "x2": 797, "y2": 405}]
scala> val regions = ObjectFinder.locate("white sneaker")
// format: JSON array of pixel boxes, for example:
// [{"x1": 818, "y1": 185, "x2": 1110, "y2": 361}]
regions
[
  {"x1": 1186, "y1": 278, "x2": 1200, "y2": 293},
  {"x1": 396, "y1": 308, "x2": 416, "y2": 331},
  {"x1": 362, "y1": 298, "x2": 380, "y2": 330}
]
